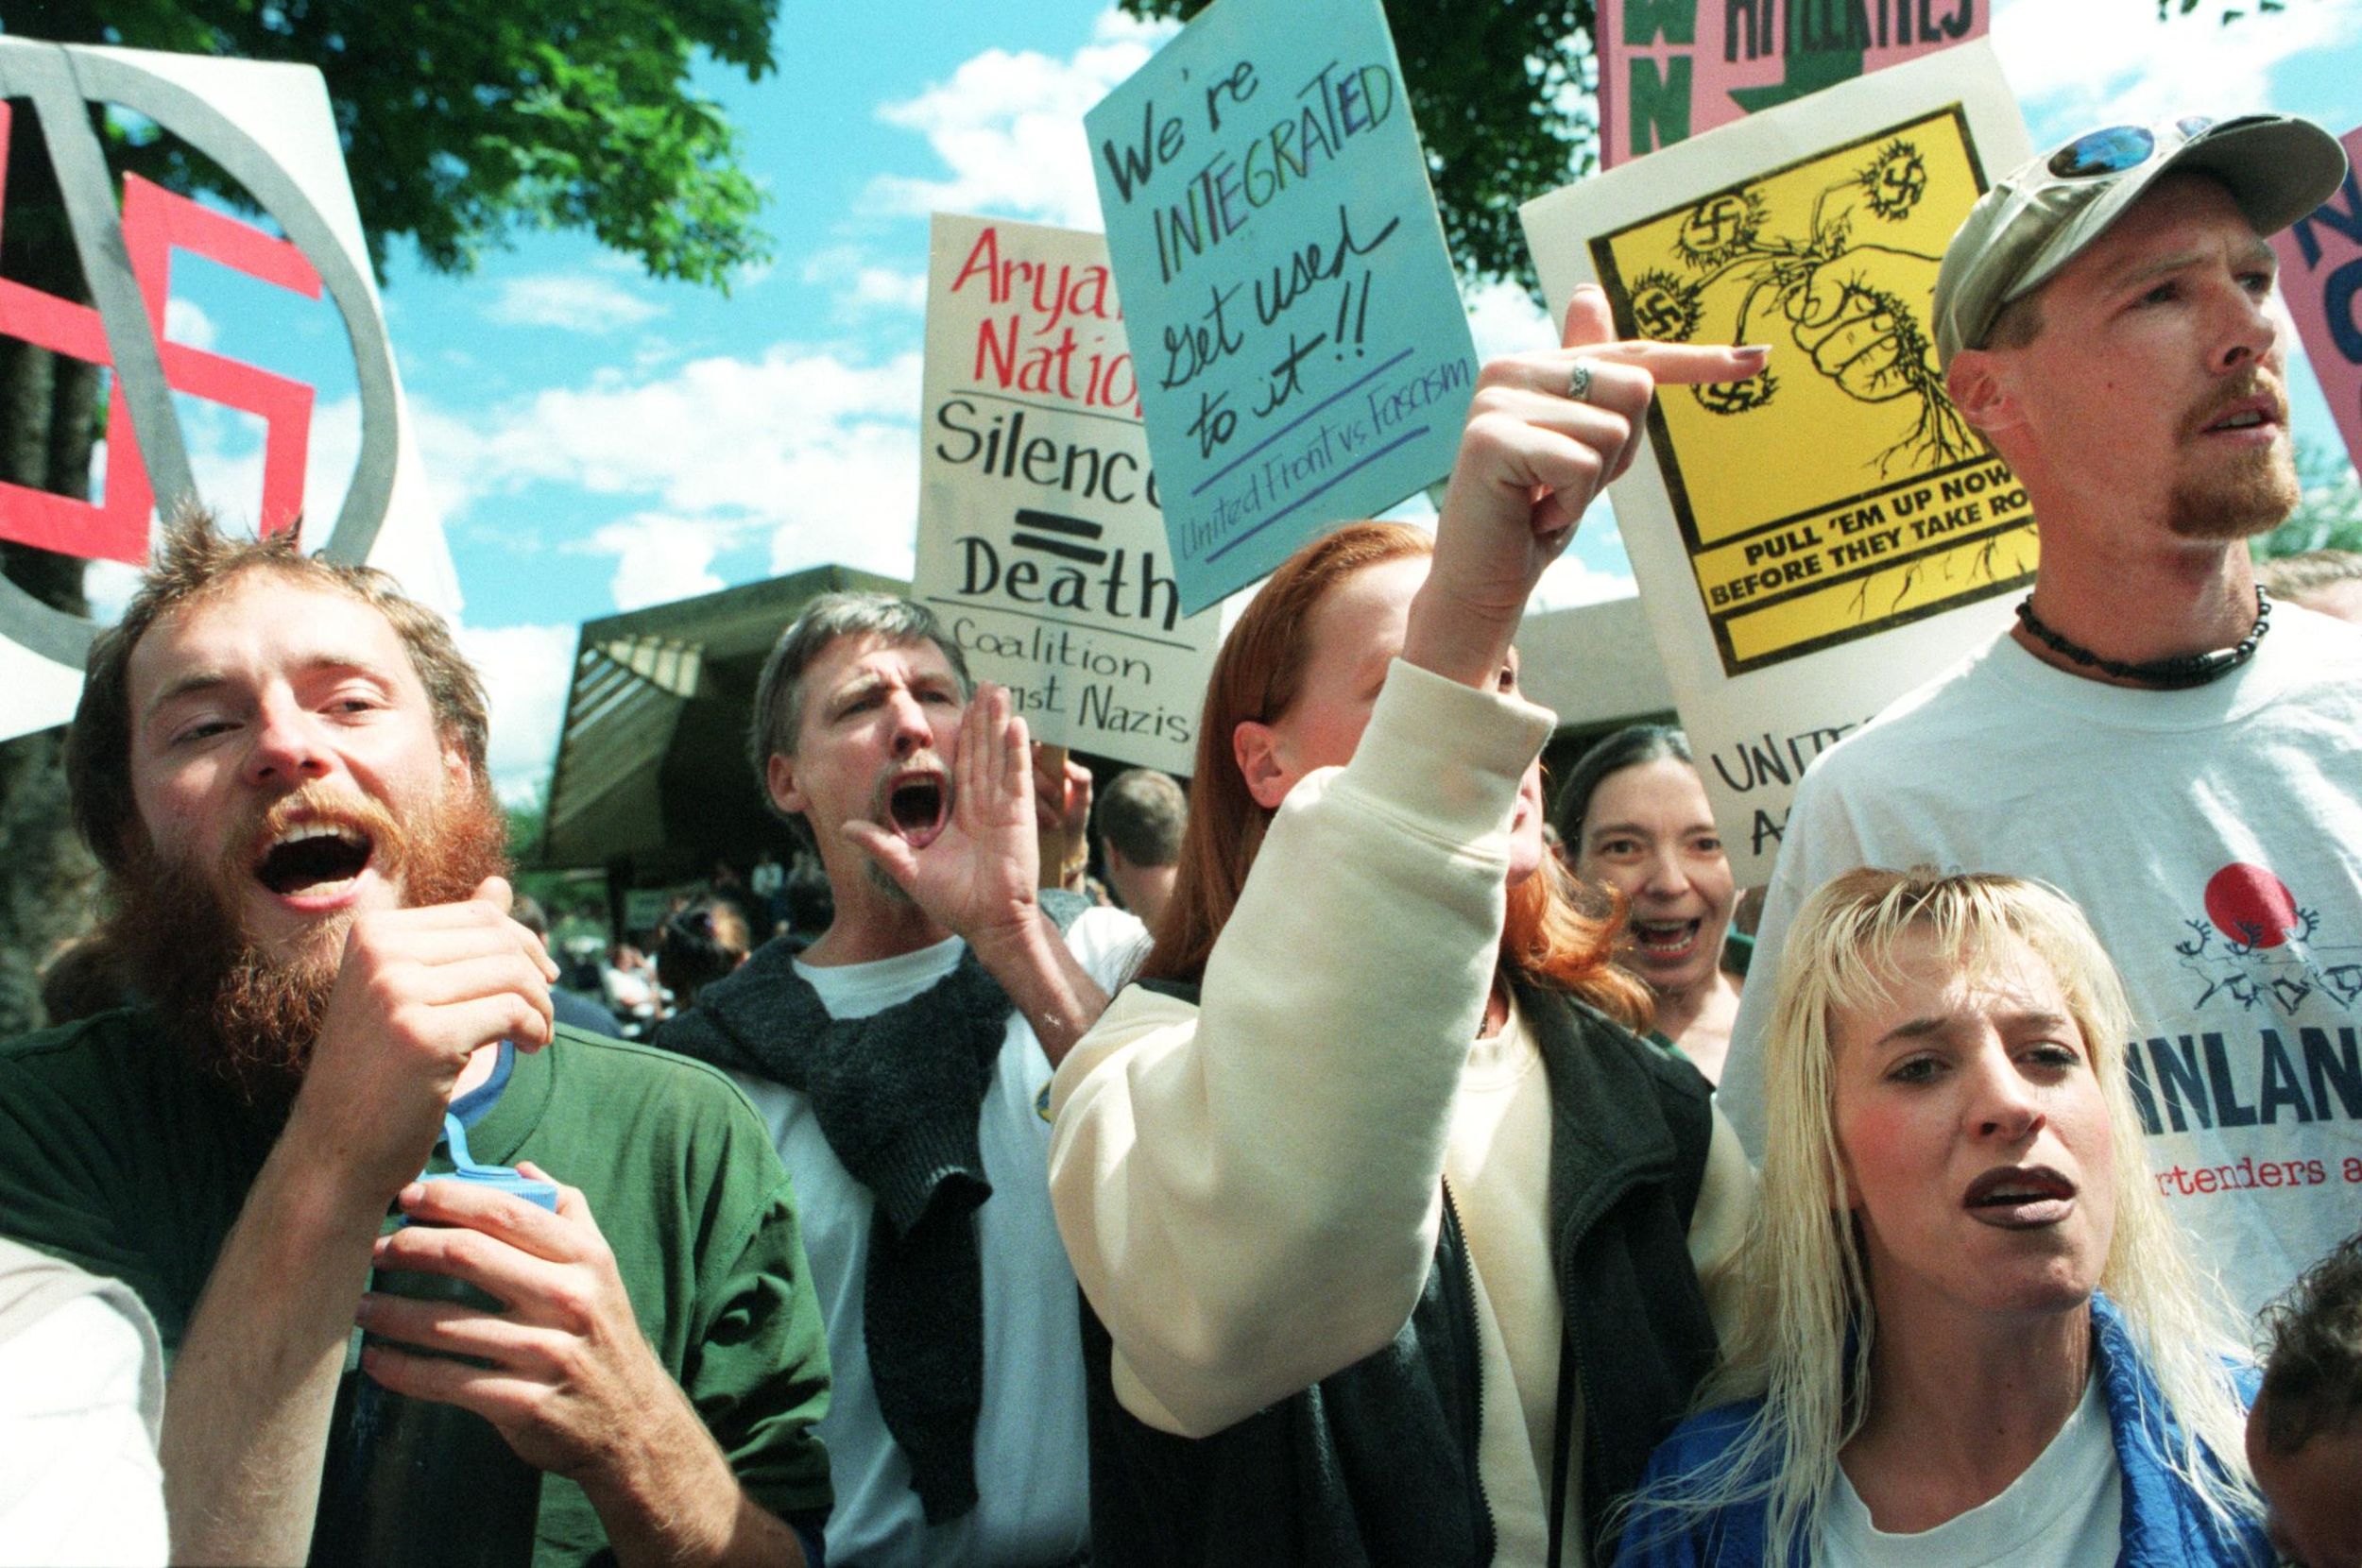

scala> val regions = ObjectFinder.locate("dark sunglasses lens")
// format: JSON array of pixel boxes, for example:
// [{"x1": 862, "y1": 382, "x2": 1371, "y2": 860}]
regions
[{"x1": 2050, "y1": 125, "x2": 2155, "y2": 179}]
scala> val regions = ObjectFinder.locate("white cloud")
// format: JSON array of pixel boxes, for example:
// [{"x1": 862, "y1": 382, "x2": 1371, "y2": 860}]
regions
[
  {"x1": 865, "y1": 8, "x2": 1177, "y2": 230},
  {"x1": 164, "y1": 296, "x2": 216, "y2": 351},
  {"x1": 1530, "y1": 546, "x2": 1637, "y2": 611},
  {"x1": 1463, "y1": 277, "x2": 1557, "y2": 364},
  {"x1": 436, "y1": 348, "x2": 919, "y2": 515},
  {"x1": 801, "y1": 247, "x2": 929, "y2": 315},
  {"x1": 1992, "y1": 0, "x2": 2361, "y2": 133},
  {"x1": 850, "y1": 268, "x2": 929, "y2": 311},
  {"x1": 454, "y1": 621, "x2": 581, "y2": 793},
  {"x1": 761, "y1": 417, "x2": 924, "y2": 582},
  {"x1": 484, "y1": 272, "x2": 665, "y2": 332},
  {"x1": 576, "y1": 513, "x2": 734, "y2": 611},
  {"x1": 414, "y1": 343, "x2": 927, "y2": 599}
]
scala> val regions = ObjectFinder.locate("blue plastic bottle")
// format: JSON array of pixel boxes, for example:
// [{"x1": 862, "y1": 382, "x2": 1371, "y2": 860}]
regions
[{"x1": 312, "y1": 1079, "x2": 558, "y2": 1568}]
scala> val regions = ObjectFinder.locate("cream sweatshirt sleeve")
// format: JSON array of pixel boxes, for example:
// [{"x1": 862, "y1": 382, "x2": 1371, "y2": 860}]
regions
[
  {"x1": 1046, "y1": 658, "x2": 1555, "y2": 1440},
  {"x1": 1688, "y1": 1105, "x2": 1758, "y2": 1339}
]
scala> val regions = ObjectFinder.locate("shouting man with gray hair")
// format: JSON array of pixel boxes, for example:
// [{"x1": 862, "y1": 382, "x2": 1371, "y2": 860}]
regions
[
  {"x1": 1721, "y1": 114, "x2": 2362, "y2": 1317},
  {"x1": 657, "y1": 592, "x2": 1144, "y2": 1568}
]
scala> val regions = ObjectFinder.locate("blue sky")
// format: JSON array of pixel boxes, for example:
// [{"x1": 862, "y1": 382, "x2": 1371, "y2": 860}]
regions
[{"x1": 138, "y1": 0, "x2": 2362, "y2": 794}]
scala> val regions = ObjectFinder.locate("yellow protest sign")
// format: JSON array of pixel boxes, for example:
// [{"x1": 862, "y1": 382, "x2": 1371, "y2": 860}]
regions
[
  {"x1": 1592, "y1": 107, "x2": 2036, "y2": 673},
  {"x1": 1523, "y1": 43, "x2": 2036, "y2": 881}
]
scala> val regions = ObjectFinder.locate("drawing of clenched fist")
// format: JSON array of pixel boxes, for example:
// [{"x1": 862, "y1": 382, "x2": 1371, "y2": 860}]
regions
[{"x1": 1782, "y1": 266, "x2": 1933, "y2": 404}]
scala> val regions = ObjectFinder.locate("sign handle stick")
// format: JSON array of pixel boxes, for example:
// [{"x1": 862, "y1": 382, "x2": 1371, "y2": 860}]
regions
[{"x1": 1034, "y1": 742, "x2": 1090, "y2": 893}]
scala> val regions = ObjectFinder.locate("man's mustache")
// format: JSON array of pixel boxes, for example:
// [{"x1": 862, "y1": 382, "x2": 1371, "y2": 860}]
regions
[
  {"x1": 2180, "y1": 372, "x2": 2287, "y2": 443},
  {"x1": 233, "y1": 781, "x2": 408, "y2": 886}
]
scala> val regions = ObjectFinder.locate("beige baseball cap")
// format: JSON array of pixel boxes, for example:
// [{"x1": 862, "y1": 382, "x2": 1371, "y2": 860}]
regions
[{"x1": 1931, "y1": 113, "x2": 2349, "y2": 367}]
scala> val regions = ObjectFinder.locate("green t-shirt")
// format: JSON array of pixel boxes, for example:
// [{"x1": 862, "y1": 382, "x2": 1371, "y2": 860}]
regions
[{"x1": 0, "y1": 1012, "x2": 833, "y2": 1567}]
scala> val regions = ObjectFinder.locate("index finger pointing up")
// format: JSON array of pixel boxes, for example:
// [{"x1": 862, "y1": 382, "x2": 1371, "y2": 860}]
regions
[{"x1": 1563, "y1": 283, "x2": 1619, "y2": 351}]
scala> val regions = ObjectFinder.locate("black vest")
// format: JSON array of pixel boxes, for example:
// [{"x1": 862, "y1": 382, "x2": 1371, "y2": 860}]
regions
[{"x1": 1082, "y1": 977, "x2": 1720, "y2": 1567}]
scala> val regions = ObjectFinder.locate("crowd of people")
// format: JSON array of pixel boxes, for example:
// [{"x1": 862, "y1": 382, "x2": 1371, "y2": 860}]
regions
[
  {"x1": 1, "y1": 111, "x2": 2359, "y2": 1568},
  {"x1": 540, "y1": 765, "x2": 1181, "y2": 1049}
]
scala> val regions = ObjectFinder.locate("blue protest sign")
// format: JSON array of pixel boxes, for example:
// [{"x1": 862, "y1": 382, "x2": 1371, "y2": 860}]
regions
[{"x1": 1086, "y1": 0, "x2": 1476, "y2": 614}]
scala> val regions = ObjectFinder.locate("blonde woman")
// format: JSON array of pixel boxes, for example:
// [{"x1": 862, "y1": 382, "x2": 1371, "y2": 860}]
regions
[{"x1": 1617, "y1": 869, "x2": 2264, "y2": 1565}]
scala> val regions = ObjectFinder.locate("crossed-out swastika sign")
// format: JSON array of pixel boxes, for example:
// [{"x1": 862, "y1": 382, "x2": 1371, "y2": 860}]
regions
[
  {"x1": 0, "y1": 37, "x2": 413, "y2": 689},
  {"x1": 0, "y1": 102, "x2": 321, "y2": 565}
]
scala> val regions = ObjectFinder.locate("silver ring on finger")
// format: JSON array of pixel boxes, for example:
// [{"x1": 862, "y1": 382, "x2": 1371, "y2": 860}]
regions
[{"x1": 1566, "y1": 357, "x2": 1598, "y2": 403}]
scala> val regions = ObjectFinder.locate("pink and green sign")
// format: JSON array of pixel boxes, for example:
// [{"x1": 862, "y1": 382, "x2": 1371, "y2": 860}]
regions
[
  {"x1": 2271, "y1": 125, "x2": 2362, "y2": 478},
  {"x1": 1600, "y1": 0, "x2": 1988, "y2": 167}
]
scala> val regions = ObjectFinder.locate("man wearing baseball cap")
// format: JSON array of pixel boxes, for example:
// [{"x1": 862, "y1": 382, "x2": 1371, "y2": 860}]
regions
[{"x1": 1720, "y1": 113, "x2": 2362, "y2": 1315}]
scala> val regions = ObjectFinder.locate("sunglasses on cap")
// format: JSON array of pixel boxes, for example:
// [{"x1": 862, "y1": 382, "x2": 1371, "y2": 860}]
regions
[{"x1": 2045, "y1": 116, "x2": 2229, "y2": 179}]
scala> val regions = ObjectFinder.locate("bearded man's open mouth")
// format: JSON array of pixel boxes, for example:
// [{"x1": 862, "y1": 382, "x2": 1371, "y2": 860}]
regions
[{"x1": 252, "y1": 817, "x2": 377, "y2": 900}]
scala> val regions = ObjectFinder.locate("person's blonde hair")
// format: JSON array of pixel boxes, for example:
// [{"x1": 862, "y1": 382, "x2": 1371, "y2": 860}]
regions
[{"x1": 1635, "y1": 868, "x2": 2258, "y2": 1556}]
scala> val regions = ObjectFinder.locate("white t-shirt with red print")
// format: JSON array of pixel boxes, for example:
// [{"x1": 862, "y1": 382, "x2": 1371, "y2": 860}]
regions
[{"x1": 1724, "y1": 600, "x2": 2362, "y2": 1320}]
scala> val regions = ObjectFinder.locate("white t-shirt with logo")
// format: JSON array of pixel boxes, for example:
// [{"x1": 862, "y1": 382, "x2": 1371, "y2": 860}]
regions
[
  {"x1": 734, "y1": 906, "x2": 1147, "y2": 1568},
  {"x1": 1725, "y1": 605, "x2": 2362, "y2": 1318}
]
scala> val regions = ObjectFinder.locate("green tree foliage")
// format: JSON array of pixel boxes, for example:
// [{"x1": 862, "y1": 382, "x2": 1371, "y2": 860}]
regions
[
  {"x1": 12, "y1": 0, "x2": 779, "y2": 282},
  {"x1": 503, "y1": 794, "x2": 601, "y2": 918},
  {"x1": 2253, "y1": 440, "x2": 2362, "y2": 558},
  {"x1": 1121, "y1": 0, "x2": 1599, "y2": 290}
]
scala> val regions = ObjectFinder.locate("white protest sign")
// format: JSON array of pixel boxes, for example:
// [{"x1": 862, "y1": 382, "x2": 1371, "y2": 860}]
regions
[
  {"x1": 0, "y1": 38, "x2": 453, "y2": 742},
  {"x1": 1522, "y1": 43, "x2": 2035, "y2": 882},
  {"x1": 912, "y1": 213, "x2": 1222, "y2": 774}
]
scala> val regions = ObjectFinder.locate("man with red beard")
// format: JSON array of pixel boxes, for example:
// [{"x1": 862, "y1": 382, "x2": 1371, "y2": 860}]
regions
[
  {"x1": 0, "y1": 515, "x2": 832, "y2": 1566},
  {"x1": 656, "y1": 594, "x2": 1144, "y2": 1568},
  {"x1": 1720, "y1": 115, "x2": 2362, "y2": 1319}
]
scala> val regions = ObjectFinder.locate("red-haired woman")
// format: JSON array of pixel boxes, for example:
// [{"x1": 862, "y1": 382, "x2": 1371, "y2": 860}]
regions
[{"x1": 1047, "y1": 294, "x2": 1768, "y2": 1566}]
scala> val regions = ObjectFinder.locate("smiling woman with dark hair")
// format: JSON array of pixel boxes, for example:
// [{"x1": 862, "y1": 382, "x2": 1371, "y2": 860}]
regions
[
  {"x1": 1617, "y1": 869, "x2": 2265, "y2": 1566},
  {"x1": 1554, "y1": 724, "x2": 1743, "y2": 1083}
]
